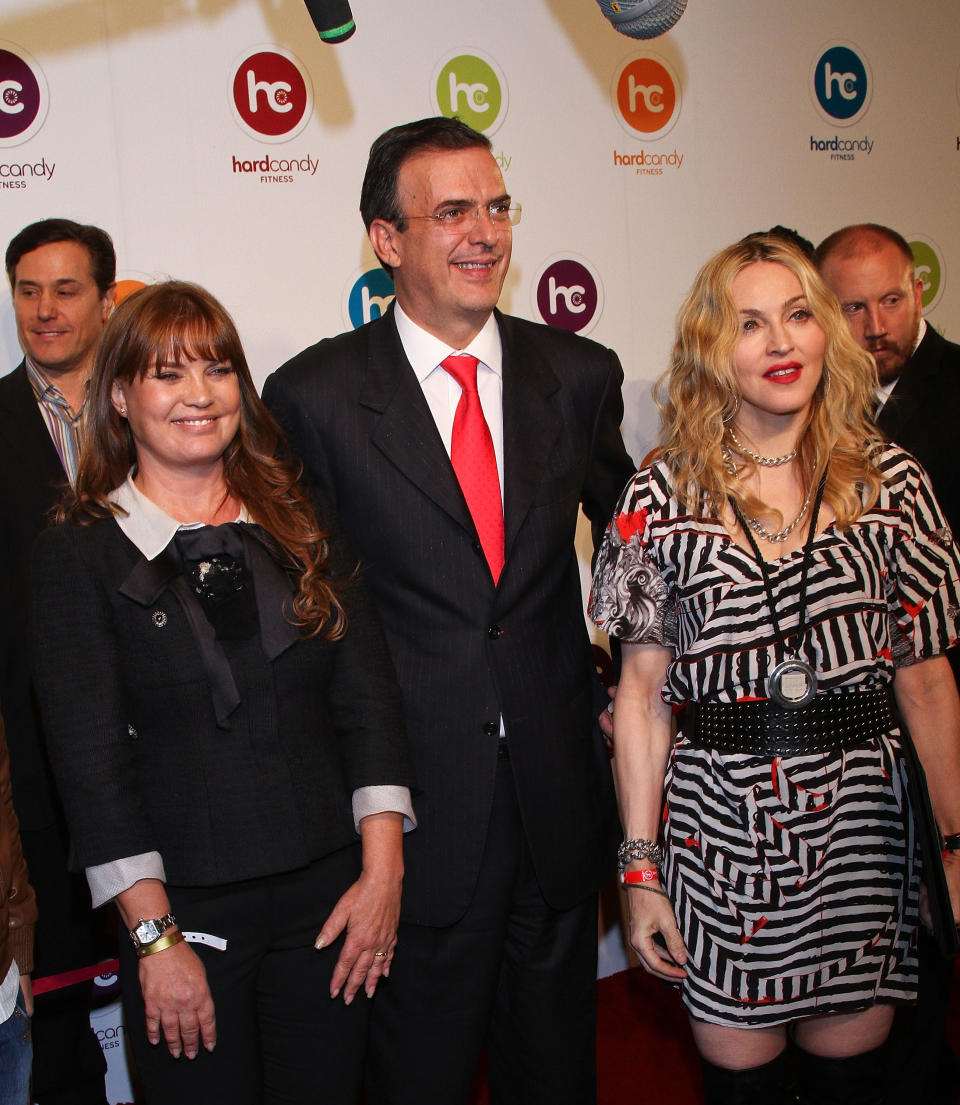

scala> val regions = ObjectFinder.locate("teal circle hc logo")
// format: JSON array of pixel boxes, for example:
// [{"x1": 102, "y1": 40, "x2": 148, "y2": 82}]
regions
[
  {"x1": 348, "y1": 269, "x2": 395, "y2": 329},
  {"x1": 813, "y1": 44, "x2": 868, "y2": 123}
]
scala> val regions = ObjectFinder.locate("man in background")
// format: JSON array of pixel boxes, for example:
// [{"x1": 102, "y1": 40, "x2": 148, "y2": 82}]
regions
[
  {"x1": 816, "y1": 223, "x2": 960, "y2": 544},
  {"x1": 264, "y1": 117, "x2": 634, "y2": 1105},
  {"x1": 817, "y1": 221, "x2": 960, "y2": 1105},
  {"x1": 0, "y1": 218, "x2": 115, "y2": 1105}
]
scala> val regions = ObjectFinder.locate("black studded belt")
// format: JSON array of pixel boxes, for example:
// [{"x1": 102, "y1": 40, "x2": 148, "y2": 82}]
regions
[{"x1": 679, "y1": 687, "x2": 898, "y2": 756}]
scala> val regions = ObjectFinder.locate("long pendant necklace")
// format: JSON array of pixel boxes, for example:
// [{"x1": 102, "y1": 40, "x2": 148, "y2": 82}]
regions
[
  {"x1": 731, "y1": 473, "x2": 827, "y2": 709},
  {"x1": 726, "y1": 427, "x2": 798, "y2": 468}
]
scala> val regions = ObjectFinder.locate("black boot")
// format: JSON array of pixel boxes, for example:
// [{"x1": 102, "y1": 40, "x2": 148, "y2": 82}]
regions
[
  {"x1": 701, "y1": 1047, "x2": 797, "y2": 1105},
  {"x1": 794, "y1": 1043, "x2": 886, "y2": 1105}
]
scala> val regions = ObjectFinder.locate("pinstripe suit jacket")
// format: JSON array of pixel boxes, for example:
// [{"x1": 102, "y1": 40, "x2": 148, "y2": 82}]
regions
[{"x1": 263, "y1": 307, "x2": 635, "y2": 926}]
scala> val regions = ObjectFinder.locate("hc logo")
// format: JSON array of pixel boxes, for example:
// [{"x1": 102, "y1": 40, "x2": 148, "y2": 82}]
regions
[
  {"x1": 0, "y1": 43, "x2": 47, "y2": 145},
  {"x1": 0, "y1": 80, "x2": 24, "y2": 114},
  {"x1": 449, "y1": 72, "x2": 489, "y2": 115},
  {"x1": 230, "y1": 48, "x2": 312, "y2": 142},
  {"x1": 811, "y1": 44, "x2": 870, "y2": 124},
  {"x1": 434, "y1": 52, "x2": 506, "y2": 135},
  {"x1": 535, "y1": 259, "x2": 602, "y2": 334},
  {"x1": 247, "y1": 70, "x2": 292, "y2": 114},
  {"x1": 347, "y1": 269, "x2": 396, "y2": 330},
  {"x1": 627, "y1": 78, "x2": 665, "y2": 113},
  {"x1": 910, "y1": 239, "x2": 944, "y2": 313},
  {"x1": 613, "y1": 55, "x2": 680, "y2": 140}
]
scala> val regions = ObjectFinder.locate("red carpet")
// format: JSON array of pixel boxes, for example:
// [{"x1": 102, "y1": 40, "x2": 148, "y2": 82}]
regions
[{"x1": 468, "y1": 957, "x2": 960, "y2": 1105}]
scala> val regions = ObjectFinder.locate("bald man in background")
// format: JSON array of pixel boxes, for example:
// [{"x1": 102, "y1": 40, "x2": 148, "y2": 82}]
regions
[{"x1": 817, "y1": 222, "x2": 960, "y2": 1105}]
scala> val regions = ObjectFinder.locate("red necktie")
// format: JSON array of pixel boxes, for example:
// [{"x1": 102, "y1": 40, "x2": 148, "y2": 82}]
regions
[{"x1": 440, "y1": 355, "x2": 505, "y2": 583}]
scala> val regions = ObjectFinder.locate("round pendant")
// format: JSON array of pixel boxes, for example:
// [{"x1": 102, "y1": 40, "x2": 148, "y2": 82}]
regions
[{"x1": 768, "y1": 658, "x2": 817, "y2": 709}]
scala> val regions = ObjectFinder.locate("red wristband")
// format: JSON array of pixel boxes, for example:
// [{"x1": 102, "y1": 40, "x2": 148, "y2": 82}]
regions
[{"x1": 621, "y1": 868, "x2": 660, "y2": 885}]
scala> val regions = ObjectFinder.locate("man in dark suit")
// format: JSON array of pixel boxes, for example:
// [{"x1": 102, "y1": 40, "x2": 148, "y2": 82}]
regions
[
  {"x1": 263, "y1": 117, "x2": 634, "y2": 1105},
  {"x1": 816, "y1": 223, "x2": 960, "y2": 639},
  {"x1": 1, "y1": 218, "x2": 115, "y2": 1105},
  {"x1": 817, "y1": 222, "x2": 960, "y2": 1105}
]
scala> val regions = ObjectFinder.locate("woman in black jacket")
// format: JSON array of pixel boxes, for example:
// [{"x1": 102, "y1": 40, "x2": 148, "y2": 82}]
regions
[{"x1": 29, "y1": 282, "x2": 413, "y2": 1105}]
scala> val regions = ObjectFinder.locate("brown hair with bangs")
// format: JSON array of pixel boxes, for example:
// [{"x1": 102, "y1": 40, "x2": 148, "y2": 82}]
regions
[{"x1": 68, "y1": 280, "x2": 345, "y2": 639}]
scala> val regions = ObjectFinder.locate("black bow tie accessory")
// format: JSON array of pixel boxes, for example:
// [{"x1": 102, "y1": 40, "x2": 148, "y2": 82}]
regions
[{"x1": 121, "y1": 522, "x2": 300, "y2": 728}]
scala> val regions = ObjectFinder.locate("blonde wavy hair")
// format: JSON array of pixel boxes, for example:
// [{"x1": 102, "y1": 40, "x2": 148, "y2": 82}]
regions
[{"x1": 655, "y1": 234, "x2": 884, "y2": 528}]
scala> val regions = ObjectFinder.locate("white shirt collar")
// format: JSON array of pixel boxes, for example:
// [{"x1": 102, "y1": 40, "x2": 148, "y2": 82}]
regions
[
  {"x1": 393, "y1": 301, "x2": 502, "y2": 381},
  {"x1": 109, "y1": 474, "x2": 248, "y2": 560}
]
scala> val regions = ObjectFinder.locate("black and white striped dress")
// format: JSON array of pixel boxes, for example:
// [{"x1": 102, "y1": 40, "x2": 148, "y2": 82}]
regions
[{"x1": 589, "y1": 447, "x2": 960, "y2": 1027}]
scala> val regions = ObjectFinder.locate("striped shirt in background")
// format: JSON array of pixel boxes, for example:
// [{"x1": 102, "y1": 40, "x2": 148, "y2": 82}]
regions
[{"x1": 25, "y1": 357, "x2": 87, "y2": 487}]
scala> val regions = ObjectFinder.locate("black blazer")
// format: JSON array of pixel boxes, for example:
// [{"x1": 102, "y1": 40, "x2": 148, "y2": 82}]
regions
[
  {"x1": 877, "y1": 325, "x2": 960, "y2": 682},
  {"x1": 0, "y1": 362, "x2": 71, "y2": 831},
  {"x1": 877, "y1": 325, "x2": 960, "y2": 537},
  {"x1": 263, "y1": 307, "x2": 635, "y2": 925},
  {"x1": 28, "y1": 504, "x2": 412, "y2": 887}
]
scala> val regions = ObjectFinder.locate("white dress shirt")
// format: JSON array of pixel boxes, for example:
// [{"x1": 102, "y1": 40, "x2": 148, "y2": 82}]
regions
[
  {"x1": 393, "y1": 302, "x2": 505, "y2": 494},
  {"x1": 393, "y1": 304, "x2": 507, "y2": 739}
]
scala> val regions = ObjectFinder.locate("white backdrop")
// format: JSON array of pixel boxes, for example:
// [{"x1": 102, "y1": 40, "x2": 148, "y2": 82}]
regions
[
  {"x1": 2, "y1": 0, "x2": 958, "y2": 463},
  {"x1": 2, "y1": 2, "x2": 958, "y2": 1099}
]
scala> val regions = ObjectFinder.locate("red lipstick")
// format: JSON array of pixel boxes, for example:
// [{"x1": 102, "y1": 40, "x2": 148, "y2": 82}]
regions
[{"x1": 764, "y1": 361, "x2": 802, "y2": 383}]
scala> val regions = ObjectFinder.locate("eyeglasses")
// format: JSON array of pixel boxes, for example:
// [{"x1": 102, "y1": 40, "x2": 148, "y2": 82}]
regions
[{"x1": 402, "y1": 201, "x2": 522, "y2": 232}]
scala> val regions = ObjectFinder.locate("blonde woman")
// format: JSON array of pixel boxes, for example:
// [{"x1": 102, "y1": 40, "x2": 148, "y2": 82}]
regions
[{"x1": 590, "y1": 235, "x2": 960, "y2": 1105}]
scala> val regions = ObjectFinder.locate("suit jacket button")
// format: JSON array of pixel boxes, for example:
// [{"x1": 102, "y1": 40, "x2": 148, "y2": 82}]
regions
[
  {"x1": 483, "y1": 721, "x2": 498, "y2": 737},
  {"x1": 487, "y1": 624, "x2": 502, "y2": 639}
]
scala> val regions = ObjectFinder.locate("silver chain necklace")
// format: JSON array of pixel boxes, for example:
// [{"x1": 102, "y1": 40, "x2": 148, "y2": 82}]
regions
[
  {"x1": 727, "y1": 427, "x2": 798, "y2": 468},
  {"x1": 742, "y1": 484, "x2": 815, "y2": 543}
]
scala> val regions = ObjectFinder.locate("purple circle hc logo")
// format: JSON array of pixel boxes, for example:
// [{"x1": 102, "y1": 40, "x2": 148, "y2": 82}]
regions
[
  {"x1": 0, "y1": 44, "x2": 47, "y2": 145},
  {"x1": 535, "y1": 259, "x2": 600, "y2": 333}
]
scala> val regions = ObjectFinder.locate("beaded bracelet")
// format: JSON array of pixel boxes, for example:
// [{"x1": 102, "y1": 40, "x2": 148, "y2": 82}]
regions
[{"x1": 623, "y1": 883, "x2": 670, "y2": 899}]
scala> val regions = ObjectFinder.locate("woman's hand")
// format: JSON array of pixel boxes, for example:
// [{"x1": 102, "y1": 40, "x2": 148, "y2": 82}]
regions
[
  {"x1": 316, "y1": 810, "x2": 404, "y2": 1004},
  {"x1": 625, "y1": 884, "x2": 688, "y2": 982},
  {"x1": 315, "y1": 866, "x2": 401, "y2": 1004},
  {"x1": 138, "y1": 940, "x2": 217, "y2": 1059}
]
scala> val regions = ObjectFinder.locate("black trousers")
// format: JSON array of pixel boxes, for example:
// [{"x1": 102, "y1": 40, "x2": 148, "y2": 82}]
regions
[
  {"x1": 364, "y1": 753, "x2": 599, "y2": 1105},
  {"x1": 121, "y1": 847, "x2": 371, "y2": 1105}
]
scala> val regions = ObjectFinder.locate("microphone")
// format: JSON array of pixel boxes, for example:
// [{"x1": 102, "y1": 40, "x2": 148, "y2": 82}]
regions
[
  {"x1": 303, "y1": 0, "x2": 356, "y2": 43},
  {"x1": 595, "y1": 0, "x2": 688, "y2": 40}
]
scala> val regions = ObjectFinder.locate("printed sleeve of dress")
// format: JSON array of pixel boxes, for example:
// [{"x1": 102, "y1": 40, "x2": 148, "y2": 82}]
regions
[
  {"x1": 588, "y1": 465, "x2": 676, "y2": 649},
  {"x1": 882, "y1": 448, "x2": 960, "y2": 667},
  {"x1": 588, "y1": 450, "x2": 960, "y2": 1028}
]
